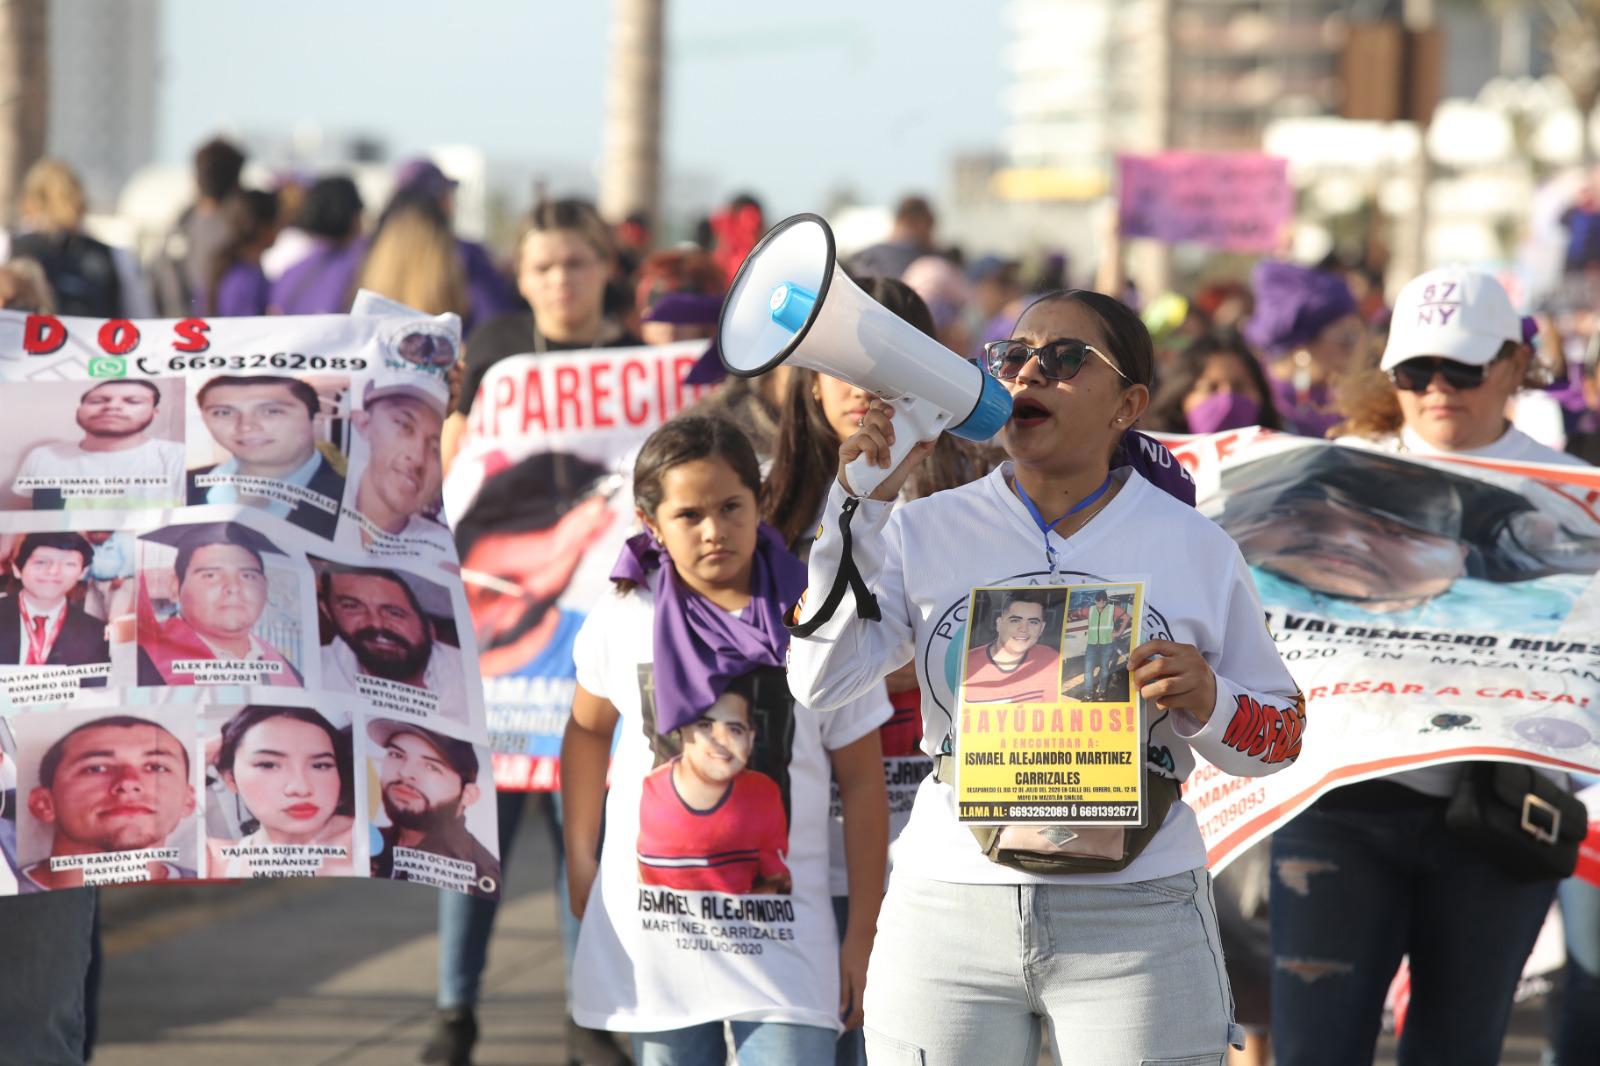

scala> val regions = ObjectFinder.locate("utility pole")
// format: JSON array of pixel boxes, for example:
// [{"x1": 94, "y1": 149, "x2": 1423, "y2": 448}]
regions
[
  {"x1": 0, "y1": 0, "x2": 47, "y2": 228},
  {"x1": 598, "y1": 0, "x2": 665, "y2": 233}
]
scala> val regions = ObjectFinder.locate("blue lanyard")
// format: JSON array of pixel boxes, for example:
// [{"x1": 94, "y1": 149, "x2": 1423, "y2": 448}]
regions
[{"x1": 1012, "y1": 473, "x2": 1113, "y2": 575}]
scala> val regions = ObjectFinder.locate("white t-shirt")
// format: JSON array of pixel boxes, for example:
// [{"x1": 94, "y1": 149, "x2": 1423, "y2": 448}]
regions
[
  {"x1": 13, "y1": 437, "x2": 185, "y2": 508},
  {"x1": 570, "y1": 586, "x2": 889, "y2": 1034},
  {"x1": 788, "y1": 465, "x2": 1304, "y2": 887},
  {"x1": 1340, "y1": 425, "x2": 1592, "y2": 795}
]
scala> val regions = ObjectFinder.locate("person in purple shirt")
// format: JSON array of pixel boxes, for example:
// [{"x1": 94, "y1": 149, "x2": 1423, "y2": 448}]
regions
[
  {"x1": 206, "y1": 189, "x2": 279, "y2": 317},
  {"x1": 269, "y1": 176, "x2": 366, "y2": 316},
  {"x1": 1243, "y1": 260, "x2": 1364, "y2": 438},
  {"x1": 384, "y1": 159, "x2": 520, "y2": 331}
]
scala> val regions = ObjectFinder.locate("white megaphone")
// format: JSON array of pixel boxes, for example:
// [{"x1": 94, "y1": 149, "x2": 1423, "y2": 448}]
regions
[{"x1": 718, "y1": 213, "x2": 1012, "y2": 496}]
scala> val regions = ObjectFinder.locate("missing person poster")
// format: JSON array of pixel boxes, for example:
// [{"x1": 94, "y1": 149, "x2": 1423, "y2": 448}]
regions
[
  {"x1": 441, "y1": 342, "x2": 710, "y2": 792},
  {"x1": 0, "y1": 310, "x2": 498, "y2": 897},
  {"x1": 955, "y1": 583, "x2": 1145, "y2": 825},
  {"x1": 1161, "y1": 429, "x2": 1600, "y2": 871}
]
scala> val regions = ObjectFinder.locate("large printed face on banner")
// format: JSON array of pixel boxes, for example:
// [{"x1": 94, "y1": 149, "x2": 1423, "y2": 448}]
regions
[
  {"x1": 346, "y1": 374, "x2": 451, "y2": 553},
  {"x1": 1, "y1": 377, "x2": 187, "y2": 511},
  {"x1": 136, "y1": 521, "x2": 307, "y2": 688},
  {"x1": 1216, "y1": 445, "x2": 1600, "y2": 631},
  {"x1": 365, "y1": 717, "x2": 500, "y2": 898},
  {"x1": 312, "y1": 556, "x2": 473, "y2": 728},
  {"x1": 636, "y1": 666, "x2": 795, "y2": 896},
  {"x1": 460, "y1": 452, "x2": 617, "y2": 668},
  {"x1": 16, "y1": 707, "x2": 200, "y2": 891},
  {"x1": 204, "y1": 704, "x2": 356, "y2": 879},
  {"x1": 188, "y1": 374, "x2": 350, "y2": 541},
  {"x1": 0, "y1": 532, "x2": 123, "y2": 702}
]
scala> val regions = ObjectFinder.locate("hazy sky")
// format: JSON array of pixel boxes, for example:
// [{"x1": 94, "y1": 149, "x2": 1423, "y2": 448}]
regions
[{"x1": 160, "y1": 0, "x2": 1008, "y2": 217}]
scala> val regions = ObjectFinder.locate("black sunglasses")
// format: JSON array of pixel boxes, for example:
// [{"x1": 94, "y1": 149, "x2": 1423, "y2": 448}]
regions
[
  {"x1": 983, "y1": 339, "x2": 1128, "y2": 383},
  {"x1": 1388, "y1": 356, "x2": 1495, "y2": 393}
]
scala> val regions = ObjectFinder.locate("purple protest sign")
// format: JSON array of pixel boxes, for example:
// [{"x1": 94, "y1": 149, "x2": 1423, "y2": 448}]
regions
[{"x1": 1117, "y1": 152, "x2": 1293, "y2": 253}]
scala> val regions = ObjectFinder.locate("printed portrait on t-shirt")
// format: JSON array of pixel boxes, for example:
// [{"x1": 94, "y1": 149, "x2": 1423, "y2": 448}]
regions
[
  {"x1": 961, "y1": 587, "x2": 1068, "y2": 705},
  {"x1": 0, "y1": 530, "x2": 128, "y2": 702},
  {"x1": 1061, "y1": 584, "x2": 1138, "y2": 704},
  {"x1": 636, "y1": 665, "x2": 796, "y2": 896},
  {"x1": 1214, "y1": 445, "x2": 1600, "y2": 635},
  {"x1": 185, "y1": 373, "x2": 351, "y2": 540},
  {"x1": 0, "y1": 377, "x2": 186, "y2": 511}
]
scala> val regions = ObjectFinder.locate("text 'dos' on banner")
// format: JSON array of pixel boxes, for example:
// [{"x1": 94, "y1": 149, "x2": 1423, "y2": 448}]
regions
[{"x1": 0, "y1": 310, "x2": 501, "y2": 898}]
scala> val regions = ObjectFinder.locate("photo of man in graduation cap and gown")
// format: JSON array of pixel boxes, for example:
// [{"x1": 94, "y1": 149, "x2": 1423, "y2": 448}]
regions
[{"x1": 135, "y1": 521, "x2": 304, "y2": 687}]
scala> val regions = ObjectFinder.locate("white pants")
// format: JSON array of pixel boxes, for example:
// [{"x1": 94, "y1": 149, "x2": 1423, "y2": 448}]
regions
[{"x1": 863, "y1": 867, "x2": 1241, "y2": 1065}]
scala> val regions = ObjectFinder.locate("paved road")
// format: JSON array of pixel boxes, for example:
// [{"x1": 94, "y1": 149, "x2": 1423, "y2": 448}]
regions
[
  {"x1": 89, "y1": 805, "x2": 1555, "y2": 1065},
  {"x1": 95, "y1": 806, "x2": 574, "y2": 1066}
]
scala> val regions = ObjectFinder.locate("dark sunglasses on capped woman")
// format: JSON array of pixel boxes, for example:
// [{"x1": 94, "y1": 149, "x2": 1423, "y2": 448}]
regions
[
  {"x1": 983, "y1": 338, "x2": 1129, "y2": 383},
  {"x1": 1387, "y1": 349, "x2": 1509, "y2": 393}
]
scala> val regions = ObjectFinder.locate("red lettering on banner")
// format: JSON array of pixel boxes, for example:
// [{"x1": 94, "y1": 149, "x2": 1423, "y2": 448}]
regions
[
  {"x1": 1213, "y1": 432, "x2": 1241, "y2": 462},
  {"x1": 554, "y1": 366, "x2": 583, "y2": 428},
  {"x1": 518, "y1": 370, "x2": 544, "y2": 432},
  {"x1": 588, "y1": 360, "x2": 615, "y2": 429},
  {"x1": 620, "y1": 359, "x2": 648, "y2": 424},
  {"x1": 97, "y1": 319, "x2": 139, "y2": 355},
  {"x1": 672, "y1": 354, "x2": 697, "y2": 412},
  {"x1": 23, "y1": 314, "x2": 66, "y2": 354},
  {"x1": 173, "y1": 318, "x2": 210, "y2": 353}
]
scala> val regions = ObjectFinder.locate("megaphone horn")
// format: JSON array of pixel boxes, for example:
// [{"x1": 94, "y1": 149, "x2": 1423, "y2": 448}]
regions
[{"x1": 717, "y1": 213, "x2": 1011, "y2": 497}]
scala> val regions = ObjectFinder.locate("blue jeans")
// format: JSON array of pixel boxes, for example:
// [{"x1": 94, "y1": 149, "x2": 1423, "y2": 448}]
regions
[
  {"x1": 863, "y1": 868, "x2": 1239, "y2": 1064},
  {"x1": 0, "y1": 887, "x2": 96, "y2": 1065},
  {"x1": 437, "y1": 791, "x2": 579, "y2": 1010},
  {"x1": 1269, "y1": 797, "x2": 1556, "y2": 1066},
  {"x1": 1084, "y1": 642, "x2": 1115, "y2": 697},
  {"x1": 629, "y1": 1020, "x2": 838, "y2": 1065},
  {"x1": 1554, "y1": 875, "x2": 1600, "y2": 1064}
]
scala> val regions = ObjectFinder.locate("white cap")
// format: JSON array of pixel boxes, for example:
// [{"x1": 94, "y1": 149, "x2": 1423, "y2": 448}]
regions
[
  {"x1": 1380, "y1": 267, "x2": 1521, "y2": 371},
  {"x1": 362, "y1": 371, "x2": 448, "y2": 418}
]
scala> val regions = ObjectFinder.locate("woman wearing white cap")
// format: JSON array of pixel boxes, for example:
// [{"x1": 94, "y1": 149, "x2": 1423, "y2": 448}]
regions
[{"x1": 1267, "y1": 267, "x2": 1593, "y2": 1065}]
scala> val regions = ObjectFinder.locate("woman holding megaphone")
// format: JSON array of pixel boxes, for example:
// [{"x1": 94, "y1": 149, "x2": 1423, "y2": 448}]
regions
[{"x1": 786, "y1": 289, "x2": 1304, "y2": 1065}]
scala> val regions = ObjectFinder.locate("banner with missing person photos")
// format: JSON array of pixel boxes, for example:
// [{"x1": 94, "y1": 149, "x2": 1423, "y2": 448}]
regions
[
  {"x1": 440, "y1": 341, "x2": 711, "y2": 792},
  {"x1": 0, "y1": 309, "x2": 500, "y2": 898},
  {"x1": 1162, "y1": 427, "x2": 1600, "y2": 871}
]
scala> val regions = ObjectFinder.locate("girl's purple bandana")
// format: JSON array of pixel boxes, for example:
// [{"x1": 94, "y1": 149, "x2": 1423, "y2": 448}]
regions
[{"x1": 611, "y1": 524, "x2": 808, "y2": 736}]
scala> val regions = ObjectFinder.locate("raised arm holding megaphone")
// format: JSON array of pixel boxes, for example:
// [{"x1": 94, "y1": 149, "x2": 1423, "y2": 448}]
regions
[{"x1": 717, "y1": 214, "x2": 1012, "y2": 498}]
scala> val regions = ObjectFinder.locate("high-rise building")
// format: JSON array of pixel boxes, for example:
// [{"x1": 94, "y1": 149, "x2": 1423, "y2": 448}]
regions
[
  {"x1": 47, "y1": 0, "x2": 160, "y2": 210},
  {"x1": 1000, "y1": 0, "x2": 1345, "y2": 197}
]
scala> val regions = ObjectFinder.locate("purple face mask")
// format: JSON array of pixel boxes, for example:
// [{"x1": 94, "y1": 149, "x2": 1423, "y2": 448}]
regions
[{"x1": 1185, "y1": 391, "x2": 1261, "y2": 434}]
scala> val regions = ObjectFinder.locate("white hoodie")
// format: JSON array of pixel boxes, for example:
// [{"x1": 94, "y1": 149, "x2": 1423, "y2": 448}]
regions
[{"x1": 787, "y1": 463, "x2": 1304, "y2": 886}]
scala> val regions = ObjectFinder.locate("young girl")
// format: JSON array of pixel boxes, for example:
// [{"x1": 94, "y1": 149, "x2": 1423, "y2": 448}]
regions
[{"x1": 562, "y1": 416, "x2": 890, "y2": 1064}]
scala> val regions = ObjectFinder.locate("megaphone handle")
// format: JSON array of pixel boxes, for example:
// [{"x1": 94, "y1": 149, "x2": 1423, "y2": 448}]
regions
[{"x1": 842, "y1": 396, "x2": 952, "y2": 498}]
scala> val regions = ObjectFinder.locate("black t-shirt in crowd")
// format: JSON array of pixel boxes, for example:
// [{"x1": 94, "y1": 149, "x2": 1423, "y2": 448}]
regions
[{"x1": 456, "y1": 313, "x2": 641, "y2": 416}]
